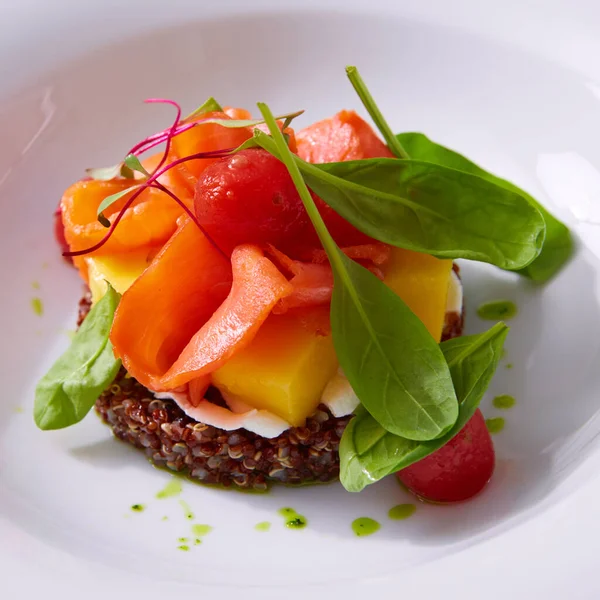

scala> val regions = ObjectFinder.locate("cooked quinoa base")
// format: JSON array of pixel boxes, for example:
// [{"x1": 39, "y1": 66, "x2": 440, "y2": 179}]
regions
[{"x1": 81, "y1": 283, "x2": 464, "y2": 490}]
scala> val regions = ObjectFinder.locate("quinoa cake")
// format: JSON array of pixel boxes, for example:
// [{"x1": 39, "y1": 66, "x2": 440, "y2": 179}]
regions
[{"x1": 80, "y1": 293, "x2": 465, "y2": 490}]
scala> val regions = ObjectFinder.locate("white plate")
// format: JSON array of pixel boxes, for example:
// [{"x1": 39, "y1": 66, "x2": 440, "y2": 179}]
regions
[{"x1": 2, "y1": 0, "x2": 600, "y2": 598}]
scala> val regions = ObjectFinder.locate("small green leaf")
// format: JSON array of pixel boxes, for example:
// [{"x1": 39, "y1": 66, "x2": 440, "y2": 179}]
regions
[
  {"x1": 124, "y1": 154, "x2": 150, "y2": 177},
  {"x1": 34, "y1": 285, "x2": 122, "y2": 430},
  {"x1": 256, "y1": 107, "x2": 459, "y2": 442},
  {"x1": 186, "y1": 110, "x2": 304, "y2": 130},
  {"x1": 396, "y1": 132, "x2": 573, "y2": 281},
  {"x1": 96, "y1": 184, "x2": 142, "y2": 218},
  {"x1": 185, "y1": 96, "x2": 224, "y2": 120},
  {"x1": 86, "y1": 163, "x2": 136, "y2": 181},
  {"x1": 339, "y1": 323, "x2": 508, "y2": 492}
]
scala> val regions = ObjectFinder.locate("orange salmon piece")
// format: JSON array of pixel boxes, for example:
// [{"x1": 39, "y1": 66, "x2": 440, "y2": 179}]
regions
[
  {"x1": 159, "y1": 244, "x2": 293, "y2": 389},
  {"x1": 110, "y1": 217, "x2": 233, "y2": 390},
  {"x1": 61, "y1": 154, "x2": 192, "y2": 256},
  {"x1": 296, "y1": 109, "x2": 394, "y2": 163}
]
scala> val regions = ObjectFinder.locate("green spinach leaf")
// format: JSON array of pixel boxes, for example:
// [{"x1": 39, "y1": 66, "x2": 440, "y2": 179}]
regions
[
  {"x1": 298, "y1": 157, "x2": 545, "y2": 271},
  {"x1": 330, "y1": 250, "x2": 458, "y2": 440},
  {"x1": 256, "y1": 107, "x2": 459, "y2": 442},
  {"x1": 340, "y1": 322, "x2": 508, "y2": 492},
  {"x1": 34, "y1": 285, "x2": 122, "y2": 430},
  {"x1": 397, "y1": 132, "x2": 573, "y2": 281}
]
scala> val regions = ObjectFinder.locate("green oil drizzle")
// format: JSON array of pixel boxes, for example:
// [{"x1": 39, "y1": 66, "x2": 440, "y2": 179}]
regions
[
  {"x1": 255, "y1": 521, "x2": 272, "y2": 532},
  {"x1": 178, "y1": 545, "x2": 190, "y2": 552},
  {"x1": 191, "y1": 524, "x2": 213, "y2": 537},
  {"x1": 156, "y1": 478, "x2": 183, "y2": 499},
  {"x1": 150, "y1": 461, "x2": 271, "y2": 494},
  {"x1": 388, "y1": 504, "x2": 416, "y2": 520},
  {"x1": 351, "y1": 517, "x2": 380, "y2": 537},
  {"x1": 31, "y1": 297, "x2": 44, "y2": 316},
  {"x1": 131, "y1": 504, "x2": 145, "y2": 512},
  {"x1": 486, "y1": 417, "x2": 505, "y2": 434},
  {"x1": 178, "y1": 537, "x2": 189, "y2": 543},
  {"x1": 477, "y1": 300, "x2": 517, "y2": 320},
  {"x1": 493, "y1": 394, "x2": 516, "y2": 410},
  {"x1": 194, "y1": 538, "x2": 202, "y2": 545},
  {"x1": 179, "y1": 499, "x2": 194, "y2": 520},
  {"x1": 278, "y1": 507, "x2": 307, "y2": 529}
]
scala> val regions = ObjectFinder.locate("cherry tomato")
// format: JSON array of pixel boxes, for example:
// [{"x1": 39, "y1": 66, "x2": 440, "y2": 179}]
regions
[
  {"x1": 396, "y1": 409, "x2": 495, "y2": 503},
  {"x1": 194, "y1": 148, "x2": 371, "y2": 257}
]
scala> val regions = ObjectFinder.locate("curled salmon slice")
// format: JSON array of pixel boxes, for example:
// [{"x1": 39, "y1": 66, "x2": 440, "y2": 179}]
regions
[
  {"x1": 159, "y1": 244, "x2": 293, "y2": 389},
  {"x1": 267, "y1": 244, "x2": 390, "y2": 314},
  {"x1": 111, "y1": 221, "x2": 293, "y2": 391},
  {"x1": 296, "y1": 109, "x2": 395, "y2": 163},
  {"x1": 110, "y1": 217, "x2": 233, "y2": 390}
]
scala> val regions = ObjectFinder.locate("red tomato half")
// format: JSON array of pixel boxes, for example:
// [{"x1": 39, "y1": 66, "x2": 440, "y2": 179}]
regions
[
  {"x1": 396, "y1": 409, "x2": 495, "y2": 503},
  {"x1": 194, "y1": 148, "x2": 372, "y2": 257}
]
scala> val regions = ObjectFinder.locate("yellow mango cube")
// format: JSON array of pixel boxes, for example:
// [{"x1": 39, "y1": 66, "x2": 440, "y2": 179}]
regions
[
  {"x1": 383, "y1": 248, "x2": 452, "y2": 341},
  {"x1": 86, "y1": 250, "x2": 155, "y2": 304},
  {"x1": 212, "y1": 307, "x2": 338, "y2": 426}
]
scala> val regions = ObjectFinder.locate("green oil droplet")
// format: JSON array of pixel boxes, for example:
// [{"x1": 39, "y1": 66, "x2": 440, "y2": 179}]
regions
[
  {"x1": 255, "y1": 521, "x2": 271, "y2": 532},
  {"x1": 486, "y1": 417, "x2": 505, "y2": 434},
  {"x1": 178, "y1": 537, "x2": 188, "y2": 543},
  {"x1": 161, "y1": 516, "x2": 168, "y2": 522},
  {"x1": 156, "y1": 478, "x2": 183, "y2": 499},
  {"x1": 31, "y1": 297, "x2": 43, "y2": 316},
  {"x1": 31, "y1": 281, "x2": 40, "y2": 290},
  {"x1": 131, "y1": 504, "x2": 145, "y2": 512},
  {"x1": 388, "y1": 504, "x2": 416, "y2": 520},
  {"x1": 477, "y1": 300, "x2": 517, "y2": 321},
  {"x1": 278, "y1": 507, "x2": 307, "y2": 529},
  {"x1": 352, "y1": 517, "x2": 380, "y2": 537},
  {"x1": 493, "y1": 394, "x2": 516, "y2": 410},
  {"x1": 177, "y1": 545, "x2": 190, "y2": 552},
  {"x1": 194, "y1": 538, "x2": 202, "y2": 545},
  {"x1": 12, "y1": 406, "x2": 24, "y2": 414},
  {"x1": 179, "y1": 499, "x2": 194, "y2": 520},
  {"x1": 505, "y1": 363, "x2": 513, "y2": 369},
  {"x1": 191, "y1": 524, "x2": 213, "y2": 537}
]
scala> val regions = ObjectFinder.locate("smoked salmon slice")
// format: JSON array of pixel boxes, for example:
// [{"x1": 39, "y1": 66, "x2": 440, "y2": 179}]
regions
[
  {"x1": 296, "y1": 109, "x2": 394, "y2": 164},
  {"x1": 159, "y1": 244, "x2": 293, "y2": 389},
  {"x1": 110, "y1": 221, "x2": 293, "y2": 391},
  {"x1": 61, "y1": 150, "x2": 192, "y2": 259},
  {"x1": 110, "y1": 217, "x2": 233, "y2": 390},
  {"x1": 61, "y1": 176, "x2": 190, "y2": 257},
  {"x1": 267, "y1": 244, "x2": 391, "y2": 314}
]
